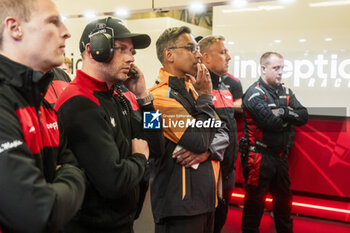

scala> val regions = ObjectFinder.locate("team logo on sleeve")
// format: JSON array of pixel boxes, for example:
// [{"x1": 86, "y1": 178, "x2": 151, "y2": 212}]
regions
[{"x1": 143, "y1": 111, "x2": 161, "y2": 129}]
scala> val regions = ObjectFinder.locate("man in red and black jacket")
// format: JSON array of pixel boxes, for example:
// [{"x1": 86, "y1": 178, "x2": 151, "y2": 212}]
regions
[
  {"x1": 55, "y1": 17, "x2": 163, "y2": 233},
  {"x1": 0, "y1": 0, "x2": 86, "y2": 232},
  {"x1": 241, "y1": 52, "x2": 308, "y2": 233},
  {"x1": 199, "y1": 35, "x2": 242, "y2": 233},
  {"x1": 44, "y1": 68, "x2": 71, "y2": 107}
]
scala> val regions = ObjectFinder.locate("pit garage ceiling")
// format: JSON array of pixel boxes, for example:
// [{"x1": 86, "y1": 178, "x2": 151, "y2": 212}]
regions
[{"x1": 54, "y1": 0, "x2": 227, "y2": 15}]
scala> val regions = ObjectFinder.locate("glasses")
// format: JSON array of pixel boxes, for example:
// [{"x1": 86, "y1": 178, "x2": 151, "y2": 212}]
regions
[{"x1": 168, "y1": 44, "x2": 200, "y2": 54}]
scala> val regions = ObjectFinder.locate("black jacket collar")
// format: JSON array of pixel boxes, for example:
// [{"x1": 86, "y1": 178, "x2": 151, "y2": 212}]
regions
[
  {"x1": 258, "y1": 77, "x2": 281, "y2": 93},
  {"x1": 209, "y1": 70, "x2": 224, "y2": 89},
  {"x1": 0, "y1": 54, "x2": 54, "y2": 106}
]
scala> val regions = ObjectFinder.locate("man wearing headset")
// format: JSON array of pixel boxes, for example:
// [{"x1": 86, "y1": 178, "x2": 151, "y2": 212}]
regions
[{"x1": 55, "y1": 17, "x2": 163, "y2": 233}]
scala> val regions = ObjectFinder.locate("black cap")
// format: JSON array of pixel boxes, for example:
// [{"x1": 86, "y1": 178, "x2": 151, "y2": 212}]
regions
[
  {"x1": 79, "y1": 17, "x2": 151, "y2": 53},
  {"x1": 195, "y1": 36, "x2": 203, "y2": 43}
]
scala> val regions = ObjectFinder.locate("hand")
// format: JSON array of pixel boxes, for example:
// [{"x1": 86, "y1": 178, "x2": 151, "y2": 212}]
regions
[
  {"x1": 123, "y1": 64, "x2": 148, "y2": 98},
  {"x1": 233, "y1": 98, "x2": 243, "y2": 113},
  {"x1": 271, "y1": 109, "x2": 280, "y2": 117},
  {"x1": 271, "y1": 107, "x2": 288, "y2": 117},
  {"x1": 186, "y1": 63, "x2": 212, "y2": 96},
  {"x1": 172, "y1": 148, "x2": 210, "y2": 167},
  {"x1": 132, "y1": 138, "x2": 149, "y2": 160}
]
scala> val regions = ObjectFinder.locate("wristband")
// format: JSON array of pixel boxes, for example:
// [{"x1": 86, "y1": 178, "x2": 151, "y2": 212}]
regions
[{"x1": 136, "y1": 91, "x2": 153, "y2": 106}]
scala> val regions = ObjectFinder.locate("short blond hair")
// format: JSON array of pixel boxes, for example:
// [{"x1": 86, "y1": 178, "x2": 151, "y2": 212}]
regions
[
  {"x1": 198, "y1": 35, "x2": 225, "y2": 54},
  {"x1": 260, "y1": 52, "x2": 283, "y2": 66},
  {"x1": 0, "y1": 0, "x2": 35, "y2": 48}
]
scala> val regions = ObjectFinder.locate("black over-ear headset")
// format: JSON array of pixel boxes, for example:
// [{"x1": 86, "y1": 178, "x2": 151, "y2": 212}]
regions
[{"x1": 89, "y1": 17, "x2": 115, "y2": 63}]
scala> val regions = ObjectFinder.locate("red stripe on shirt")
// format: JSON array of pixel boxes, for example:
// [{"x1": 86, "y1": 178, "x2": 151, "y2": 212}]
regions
[
  {"x1": 16, "y1": 107, "x2": 59, "y2": 154},
  {"x1": 122, "y1": 91, "x2": 140, "y2": 111},
  {"x1": 212, "y1": 89, "x2": 234, "y2": 108},
  {"x1": 16, "y1": 107, "x2": 43, "y2": 154},
  {"x1": 39, "y1": 106, "x2": 60, "y2": 148},
  {"x1": 44, "y1": 80, "x2": 70, "y2": 104}
]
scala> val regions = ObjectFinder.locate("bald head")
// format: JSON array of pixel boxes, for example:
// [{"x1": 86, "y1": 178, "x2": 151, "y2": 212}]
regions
[
  {"x1": 260, "y1": 51, "x2": 283, "y2": 66},
  {"x1": 260, "y1": 52, "x2": 284, "y2": 87}
]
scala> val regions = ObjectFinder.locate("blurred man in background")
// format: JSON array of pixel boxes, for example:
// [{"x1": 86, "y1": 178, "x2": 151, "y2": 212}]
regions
[{"x1": 59, "y1": 56, "x2": 73, "y2": 75}]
